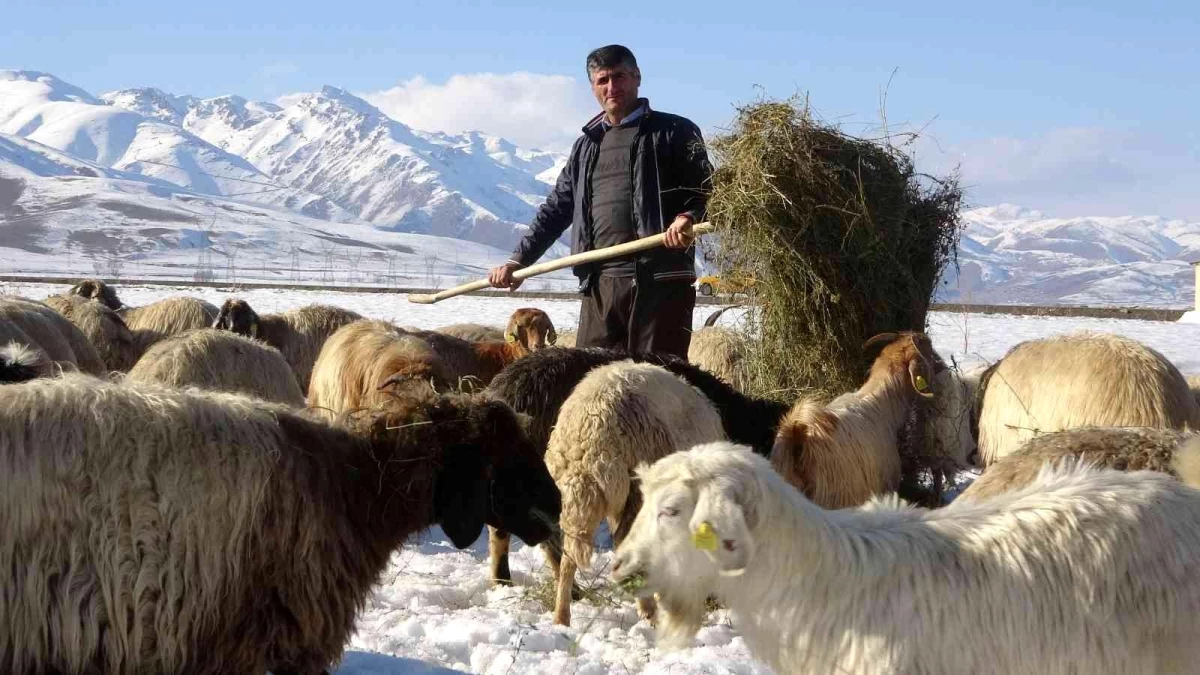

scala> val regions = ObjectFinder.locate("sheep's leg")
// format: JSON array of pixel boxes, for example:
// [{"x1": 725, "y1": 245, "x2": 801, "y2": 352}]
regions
[
  {"x1": 554, "y1": 482, "x2": 604, "y2": 627},
  {"x1": 540, "y1": 535, "x2": 584, "y2": 600},
  {"x1": 488, "y1": 527, "x2": 512, "y2": 586}
]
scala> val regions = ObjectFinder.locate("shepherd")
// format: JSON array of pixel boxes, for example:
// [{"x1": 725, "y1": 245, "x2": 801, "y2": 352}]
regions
[{"x1": 487, "y1": 44, "x2": 713, "y2": 359}]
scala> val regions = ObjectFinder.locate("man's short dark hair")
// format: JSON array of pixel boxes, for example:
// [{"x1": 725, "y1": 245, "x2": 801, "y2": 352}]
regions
[{"x1": 586, "y1": 45, "x2": 638, "y2": 79}]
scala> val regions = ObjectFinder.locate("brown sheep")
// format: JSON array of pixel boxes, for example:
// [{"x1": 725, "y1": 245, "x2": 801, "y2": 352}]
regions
[
  {"x1": 307, "y1": 320, "x2": 452, "y2": 419},
  {"x1": 126, "y1": 328, "x2": 306, "y2": 406},
  {"x1": 436, "y1": 308, "x2": 558, "y2": 354},
  {"x1": 0, "y1": 373, "x2": 560, "y2": 675},
  {"x1": 402, "y1": 327, "x2": 544, "y2": 392},
  {"x1": 67, "y1": 278, "x2": 123, "y2": 311},
  {"x1": 212, "y1": 298, "x2": 364, "y2": 392},
  {"x1": 958, "y1": 426, "x2": 1200, "y2": 501},
  {"x1": 44, "y1": 294, "x2": 140, "y2": 372},
  {"x1": 976, "y1": 332, "x2": 1200, "y2": 466},
  {"x1": 771, "y1": 331, "x2": 946, "y2": 508}
]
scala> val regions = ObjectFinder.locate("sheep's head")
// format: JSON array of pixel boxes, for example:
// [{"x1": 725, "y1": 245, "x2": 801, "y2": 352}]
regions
[
  {"x1": 388, "y1": 393, "x2": 560, "y2": 549},
  {"x1": 613, "y1": 442, "x2": 764, "y2": 647},
  {"x1": 213, "y1": 299, "x2": 261, "y2": 338},
  {"x1": 862, "y1": 331, "x2": 946, "y2": 399},
  {"x1": 68, "y1": 279, "x2": 122, "y2": 311},
  {"x1": 505, "y1": 308, "x2": 556, "y2": 353}
]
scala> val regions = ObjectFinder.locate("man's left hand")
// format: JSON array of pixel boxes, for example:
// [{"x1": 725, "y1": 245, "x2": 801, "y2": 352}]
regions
[{"x1": 663, "y1": 215, "x2": 694, "y2": 249}]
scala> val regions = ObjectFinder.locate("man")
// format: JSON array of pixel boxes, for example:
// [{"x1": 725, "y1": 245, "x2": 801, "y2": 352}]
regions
[{"x1": 487, "y1": 44, "x2": 713, "y2": 359}]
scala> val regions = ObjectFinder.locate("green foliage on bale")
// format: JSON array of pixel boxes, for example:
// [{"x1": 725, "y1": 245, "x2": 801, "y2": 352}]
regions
[{"x1": 705, "y1": 95, "x2": 965, "y2": 400}]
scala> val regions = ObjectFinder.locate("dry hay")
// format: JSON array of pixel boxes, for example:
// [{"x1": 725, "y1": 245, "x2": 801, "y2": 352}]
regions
[{"x1": 705, "y1": 95, "x2": 964, "y2": 400}]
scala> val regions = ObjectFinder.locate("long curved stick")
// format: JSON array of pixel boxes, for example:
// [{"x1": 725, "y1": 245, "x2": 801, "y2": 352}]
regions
[{"x1": 407, "y1": 221, "x2": 715, "y2": 304}]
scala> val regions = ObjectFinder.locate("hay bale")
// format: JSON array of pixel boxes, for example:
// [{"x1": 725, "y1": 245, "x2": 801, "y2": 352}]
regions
[{"x1": 706, "y1": 96, "x2": 964, "y2": 399}]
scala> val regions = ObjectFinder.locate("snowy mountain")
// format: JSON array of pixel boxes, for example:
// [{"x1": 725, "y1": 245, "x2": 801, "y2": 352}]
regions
[
  {"x1": 0, "y1": 71, "x2": 348, "y2": 221},
  {"x1": 938, "y1": 204, "x2": 1200, "y2": 307},
  {"x1": 0, "y1": 132, "x2": 578, "y2": 290},
  {"x1": 99, "y1": 83, "x2": 569, "y2": 252}
]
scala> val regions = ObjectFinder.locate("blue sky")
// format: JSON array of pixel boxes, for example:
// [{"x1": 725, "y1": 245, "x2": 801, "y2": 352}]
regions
[{"x1": 5, "y1": 0, "x2": 1199, "y2": 218}]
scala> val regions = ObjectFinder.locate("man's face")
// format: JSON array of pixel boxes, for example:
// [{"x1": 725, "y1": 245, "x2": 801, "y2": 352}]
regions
[{"x1": 590, "y1": 64, "x2": 641, "y2": 120}]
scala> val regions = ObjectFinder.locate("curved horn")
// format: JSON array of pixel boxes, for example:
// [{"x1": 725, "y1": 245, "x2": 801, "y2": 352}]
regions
[{"x1": 861, "y1": 332, "x2": 900, "y2": 353}]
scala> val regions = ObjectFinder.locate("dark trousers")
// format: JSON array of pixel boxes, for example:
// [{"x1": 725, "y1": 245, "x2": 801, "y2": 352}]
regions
[{"x1": 576, "y1": 273, "x2": 696, "y2": 359}]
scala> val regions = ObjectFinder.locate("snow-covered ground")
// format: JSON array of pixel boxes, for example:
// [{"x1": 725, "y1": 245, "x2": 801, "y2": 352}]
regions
[{"x1": 12, "y1": 280, "x2": 1200, "y2": 674}]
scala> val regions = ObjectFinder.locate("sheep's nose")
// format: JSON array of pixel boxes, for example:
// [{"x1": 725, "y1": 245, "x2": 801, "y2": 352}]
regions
[{"x1": 612, "y1": 556, "x2": 623, "y2": 573}]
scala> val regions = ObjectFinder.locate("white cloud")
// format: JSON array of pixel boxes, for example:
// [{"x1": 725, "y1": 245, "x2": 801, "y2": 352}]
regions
[
  {"x1": 359, "y1": 72, "x2": 596, "y2": 152},
  {"x1": 913, "y1": 127, "x2": 1200, "y2": 220}
]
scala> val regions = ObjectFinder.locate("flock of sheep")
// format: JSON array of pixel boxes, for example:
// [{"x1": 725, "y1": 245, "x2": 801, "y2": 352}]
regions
[{"x1": 3, "y1": 280, "x2": 1200, "y2": 674}]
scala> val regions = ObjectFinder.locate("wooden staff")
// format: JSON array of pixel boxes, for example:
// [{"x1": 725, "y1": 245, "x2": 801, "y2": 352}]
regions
[{"x1": 407, "y1": 221, "x2": 715, "y2": 304}]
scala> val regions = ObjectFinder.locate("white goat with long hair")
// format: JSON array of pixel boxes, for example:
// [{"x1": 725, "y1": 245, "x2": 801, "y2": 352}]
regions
[{"x1": 612, "y1": 441, "x2": 1200, "y2": 675}]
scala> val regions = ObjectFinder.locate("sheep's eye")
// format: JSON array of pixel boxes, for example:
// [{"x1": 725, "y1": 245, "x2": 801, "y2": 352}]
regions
[{"x1": 659, "y1": 506, "x2": 679, "y2": 518}]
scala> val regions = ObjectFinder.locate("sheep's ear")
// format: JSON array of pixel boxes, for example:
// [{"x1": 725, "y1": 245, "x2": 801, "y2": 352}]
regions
[
  {"x1": 435, "y1": 448, "x2": 489, "y2": 549},
  {"x1": 690, "y1": 481, "x2": 756, "y2": 575},
  {"x1": 909, "y1": 356, "x2": 935, "y2": 399},
  {"x1": 505, "y1": 315, "x2": 520, "y2": 344}
]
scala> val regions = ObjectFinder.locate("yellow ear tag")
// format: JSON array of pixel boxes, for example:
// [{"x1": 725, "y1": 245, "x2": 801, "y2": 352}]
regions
[
  {"x1": 692, "y1": 521, "x2": 718, "y2": 551},
  {"x1": 505, "y1": 332, "x2": 517, "y2": 343},
  {"x1": 914, "y1": 375, "x2": 929, "y2": 392}
]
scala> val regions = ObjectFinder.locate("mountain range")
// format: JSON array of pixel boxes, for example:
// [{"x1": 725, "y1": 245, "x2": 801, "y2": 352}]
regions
[{"x1": 1, "y1": 70, "x2": 1198, "y2": 307}]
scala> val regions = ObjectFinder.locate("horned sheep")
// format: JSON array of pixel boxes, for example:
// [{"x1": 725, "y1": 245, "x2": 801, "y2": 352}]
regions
[
  {"x1": 976, "y1": 332, "x2": 1200, "y2": 466},
  {"x1": 544, "y1": 360, "x2": 727, "y2": 626},
  {"x1": 212, "y1": 298, "x2": 364, "y2": 392},
  {"x1": 770, "y1": 331, "x2": 946, "y2": 509},
  {"x1": 126, "y1": 328, "x2": 306, "y2": 406},
  {"x1": 0, "y1": 374, "x2": 560, "y2": 675},
  {"x1": 613, "y1": 441, "x2": 1200, "y2": 674},
  {"x1": 307, "y1": 319, "x2": 452, "y2": 418}
]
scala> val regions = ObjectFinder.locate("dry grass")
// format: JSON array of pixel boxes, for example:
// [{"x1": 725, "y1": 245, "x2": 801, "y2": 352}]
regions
[{"x1": 705, "y1": 95, "x2": 964, "y2": 400}]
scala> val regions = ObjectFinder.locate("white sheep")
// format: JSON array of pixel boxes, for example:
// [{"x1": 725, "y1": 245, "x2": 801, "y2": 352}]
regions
[
  {"x1": 770, "y1": 331, "x2": 945, "y2": 508},
  {"x1": 612, "y1": 440, "x2": 1200, "y2": 674},
  {"x1": 545, "y1": 360, "x2": 727, "y2": 627},
  {"x1": 977, "y1": 331, "x2": 1199, "y2": 466},
  {"x1": 928, "y1": 361, "x2": 989, "y2": 468},
  {"x1": 125, "y1": 328, "x2": 306, "y2": 406}
]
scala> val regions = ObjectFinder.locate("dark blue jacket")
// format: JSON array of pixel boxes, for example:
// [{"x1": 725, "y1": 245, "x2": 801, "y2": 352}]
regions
[{"x1": 507, "y1": 99, "x2": 713, "y2": 289}]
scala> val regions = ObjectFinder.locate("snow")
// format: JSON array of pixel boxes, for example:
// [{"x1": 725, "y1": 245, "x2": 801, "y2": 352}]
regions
[{"x1": 9, "y1": 281, "x2": 1200, "y2": 673}]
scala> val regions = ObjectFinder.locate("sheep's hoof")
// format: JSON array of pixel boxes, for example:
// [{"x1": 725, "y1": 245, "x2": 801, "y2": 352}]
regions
[
  {"x1": 636, "y1": 598, "x2": 658, "y2": 625},
  {"x1": 491, "y1": 562, "x2": 513, "y2": 586}
]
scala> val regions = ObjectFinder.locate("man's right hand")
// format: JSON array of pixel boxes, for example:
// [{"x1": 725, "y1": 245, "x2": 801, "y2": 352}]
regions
[{"x1": 488, "y1": 262, "x2": 524, "y2": 291}]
